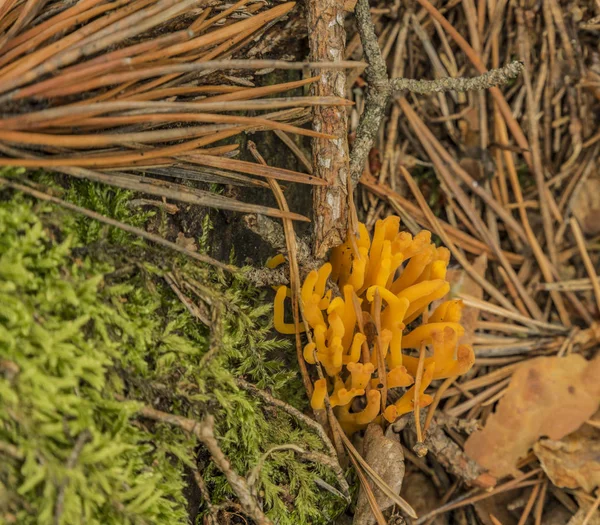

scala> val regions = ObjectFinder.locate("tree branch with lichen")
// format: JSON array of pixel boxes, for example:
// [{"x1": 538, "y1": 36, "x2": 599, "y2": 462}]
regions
[
  {"x1": 349, "y1": 0, "x2": 525, "y2": 185},
  {"x1": 390, "y1": 61, "x2": 524, "y2": 94}
]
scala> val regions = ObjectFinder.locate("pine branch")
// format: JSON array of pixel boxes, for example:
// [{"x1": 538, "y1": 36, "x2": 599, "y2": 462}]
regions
[{"x1": 349, "y1": 0, "x2": 525, "y2": 185}]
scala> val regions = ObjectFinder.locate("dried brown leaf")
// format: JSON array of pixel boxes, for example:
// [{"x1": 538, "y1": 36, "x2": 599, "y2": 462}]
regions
[
  {"x1": 354, "y1": 424, "x2": 405, "y2": 525},
  {"x1": 465, "y1": 355, "x2": 600, "y2": 478},
  {"x1": 534, "y1": 420, "x2": 600, "y2": 493}
]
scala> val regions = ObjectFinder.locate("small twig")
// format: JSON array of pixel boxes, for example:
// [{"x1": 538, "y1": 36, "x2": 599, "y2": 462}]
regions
[
  {"x1": 350, "y1": 0, "x2": 391, "y2": 186},
  {"x1": 581, "y1": 490, "x2": 600, "y2": 525},
  {"x1": 391, "y1": 61, "x2": 524, "y2": 94},
  {"x1": 191, "y1": 466, "x2": 218, "y2": 525},
  {"x1": 408, "y1": 414, "x2": 496, "y2": 489},
  {"x1": 247, "y1": 141, "x2": 315, "y2": 402},
  {"x1": 413, "y1": 342, "x2": 427, "y2": 457},
  {"x1": 533, "y1": 480, "x2": 548, "y2": 525},
  {"x1": 517, "y1": 483, "x2": 542, "y2": 525},
  {"x1": 348, "y1": 0, "x2": 524, "y2": 184},
  {"x1": 137, "y1": 405, "x2": 272, "y2": 525},
  {"x1": 55, "y1": 430, "x2": 92, "y2": 525},
  {"x1": 235, "y1": 379, "x2": 350, "y2": 500},
  {"x1": 164, "y1": 273, "x2": 211, "y2": 326},
  {"x1": 332, "y1": 418, "x2": 418, "y2": 519}
]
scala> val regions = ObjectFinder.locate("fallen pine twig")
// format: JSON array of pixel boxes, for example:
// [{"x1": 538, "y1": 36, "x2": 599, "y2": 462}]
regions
[
  {"x1": 135, "y1": 404, "x2": 272, "y2": 525},
  {"x1": 349, "y1": 0, "x2": 524, "y2": 185}
]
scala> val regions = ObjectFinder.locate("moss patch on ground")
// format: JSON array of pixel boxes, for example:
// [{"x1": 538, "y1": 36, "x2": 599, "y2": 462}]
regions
[{"x1": 0, "y1": 176, "x2": 346, "y2": 525}]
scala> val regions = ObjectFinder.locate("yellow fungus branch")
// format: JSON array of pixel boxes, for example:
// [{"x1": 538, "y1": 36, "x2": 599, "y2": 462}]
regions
[{"x1": 272, "y1": 216, "x2": 475, "y2": 436}]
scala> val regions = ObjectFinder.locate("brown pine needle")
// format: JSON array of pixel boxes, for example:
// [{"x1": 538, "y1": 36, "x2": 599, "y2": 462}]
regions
[
  {"x1": 570, "y1": 218, "x2": 600, "y2": 318},
  {"x1": 582, "y1": 490, "x2": 600, "y2": 525},
  {"x1": 413, "y1": 342, "x2": 427, "y2": 454},
  {"x1": 424, "y1": 376, "x2": 457, "y2": 433}
]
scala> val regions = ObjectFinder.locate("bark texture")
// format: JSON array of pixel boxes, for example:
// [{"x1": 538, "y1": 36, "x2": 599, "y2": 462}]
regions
[{"x1": 306, "y1": 0, "x2": 350, "y2": 258}]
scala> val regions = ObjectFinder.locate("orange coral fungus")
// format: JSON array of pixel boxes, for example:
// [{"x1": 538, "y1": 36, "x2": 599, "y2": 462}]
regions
[{"x1": 273, "y1": 216, "x2": 475, "y2": 434}]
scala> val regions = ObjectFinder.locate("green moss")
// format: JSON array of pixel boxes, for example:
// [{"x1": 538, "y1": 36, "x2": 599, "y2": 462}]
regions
[{"x1": 0, "y1": 178, "x2": 347, "y2": 524}]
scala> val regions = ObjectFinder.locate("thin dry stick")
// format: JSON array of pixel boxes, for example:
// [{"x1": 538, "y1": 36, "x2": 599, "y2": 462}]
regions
[
  {"x1": 347, "y1": 452, "x2": 388, "y2": 525},
  {"x1": 517, "y1": 483, "x2": 542, "y2": 525},
  {"x1": 247, "y1": 141, "x2": 313, "y2": 399},
  {"x1": 415, "y1": 469, "x2": 543, "y2": 524},
  {"x1": 137, "y1": 406, "x2": 272, "y2": 525},
  {"x1": 570, "y1": 218, "x2": 600, "y2": 318},
  {"x1": 350, "y1": 0, "x2": 392, "y2": 187},
  {"x1": 581, "y1": 490, "x2": 600, "y2": 525},
  {"x1": 391, "y1": 61, "x2": 524, "y2": 93},
  {"x1": 191, "y1": 466, "x2": 218, "y2": 525},
  {"x1": 423, "y1": 376, "x2": 457, "y2": 433},
  {"x1": 0, "y1": 177, "x2": 236, "y2": 273},
  {"x1": 534, "y1": 480, "x2": 548, "y2": 525},
  {"x1": 445, "y1": 377, "x2": 511, "y2": 417},
  {"x1": 332, "y1": 418, "x2": 418, "y2": 519},
  {"x1": 247, "y1": 142, "x2": 346, "y2": 460},
  {"x1": 489, "y1": 515, "x2": 503, "y2": 525},
  {"x1": 235, "y1": 379, "x2": 350, "y2": 500},
  {"x1": 413, "y1": 342, "x2": 427, "y2": 456},
  {"x1": 458, "y1": 294, "x2": 566, "y2": 333},
  {"x1": 372, "y1": 289, "x2": 388, "y2": 411}
]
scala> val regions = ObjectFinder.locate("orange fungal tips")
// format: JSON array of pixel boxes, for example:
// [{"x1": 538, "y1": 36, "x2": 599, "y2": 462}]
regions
[{"x1": 272, "y1": 216, "x2": 475, "y2": 435}]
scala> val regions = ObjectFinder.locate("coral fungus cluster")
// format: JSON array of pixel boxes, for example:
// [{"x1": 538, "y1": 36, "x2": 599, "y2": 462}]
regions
[{"x1": 274, "y1": 216, "x2": 474, "y2": 435}]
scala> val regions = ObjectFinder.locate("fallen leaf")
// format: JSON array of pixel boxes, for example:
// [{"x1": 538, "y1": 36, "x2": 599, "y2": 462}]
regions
[
  {"x1": 534, "y1": 419, "x2": 600, "y2": 493},
  {"x1": 354, "y1": 424, "x2": 405, "y2": 525},
  {"x1": 572, "y1": 176, "x2": 600, "y2": 236},
  {"x1": 175, "y1": 232, "x2": 197, "y2": 252},
  {"x1": 447, "y1": 253, "x2": 487, "y2": 346},
  {"x1": 464, "y1": 354, "x2": 600, "y2": 478},
  {"x1": 400, "y1": 470, "x2": 447, "y2": 525}
]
